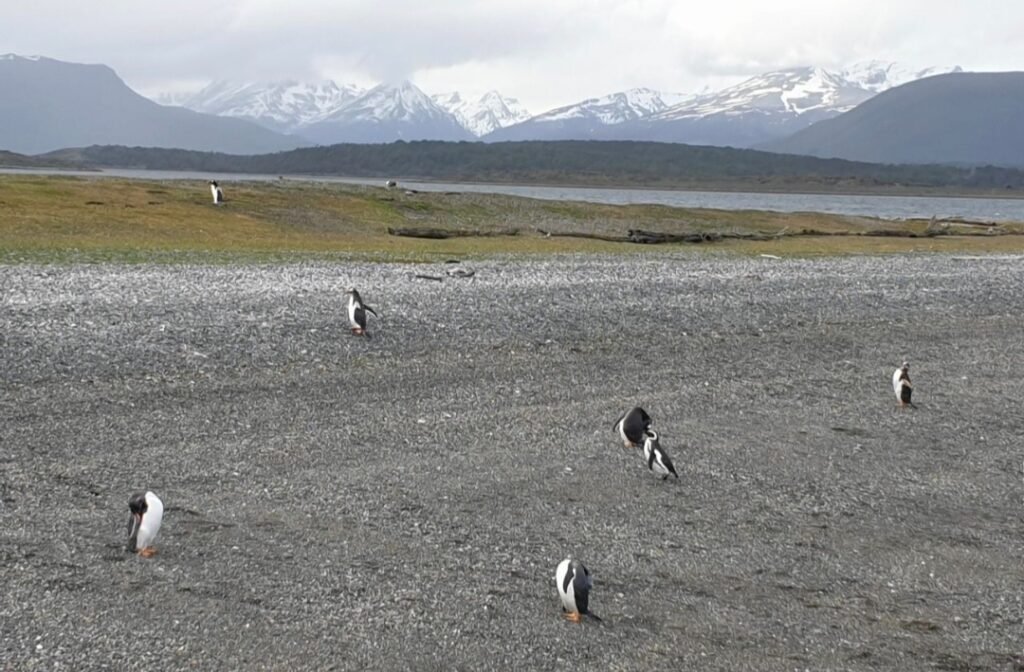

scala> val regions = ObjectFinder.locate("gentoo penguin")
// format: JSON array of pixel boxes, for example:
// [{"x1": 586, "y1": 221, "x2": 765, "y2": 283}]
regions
[
  {"x1": 209, "y1": 180, "x2": 225, "y2": 205},
  {"x1": 127, "y1": 491, "x2": 163, "y2": 558},
  {"x1": 613, "y1": 406, "x2": 652, "y2": 449},
  {"x1": 892, "y1": 362, "x2": 914, "y2": 408},
  {"x1": 642, "y1": 430, "x2": 678, "y2": 480},
  {"x1": 345, "y1": 287, "x2": 378, "y2": 337},
  {"x1": 555, "y1": 558, "x2": 601, "y2": 623}
]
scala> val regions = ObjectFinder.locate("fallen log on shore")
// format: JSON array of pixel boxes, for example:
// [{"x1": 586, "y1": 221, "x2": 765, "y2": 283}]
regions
[{"x1": 387, "y1": 227, "x2": 520, "y2": 239}]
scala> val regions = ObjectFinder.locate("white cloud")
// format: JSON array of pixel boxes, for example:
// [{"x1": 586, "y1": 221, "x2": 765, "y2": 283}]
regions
[{"x1": 2, "y1": 0, "x2": 1021, "y2": 112}]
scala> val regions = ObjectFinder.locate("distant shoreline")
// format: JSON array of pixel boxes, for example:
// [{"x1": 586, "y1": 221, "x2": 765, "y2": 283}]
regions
[{"x1": 3, "y1": 166, "x2": 1023, "y2": 202}]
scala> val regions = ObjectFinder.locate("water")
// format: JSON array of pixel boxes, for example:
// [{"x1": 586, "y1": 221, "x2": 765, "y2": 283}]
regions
[{"x1": 4, "y1": 167, "x2": 1024, "y2": 222}]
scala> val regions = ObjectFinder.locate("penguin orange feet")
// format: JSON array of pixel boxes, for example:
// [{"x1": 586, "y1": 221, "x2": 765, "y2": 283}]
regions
[
  {"x1": 564, "y1": 611, "x2": 582, "y2": 623},
  {"x1": 138, "y1": 546, "x2": 158, "y2": 558}
]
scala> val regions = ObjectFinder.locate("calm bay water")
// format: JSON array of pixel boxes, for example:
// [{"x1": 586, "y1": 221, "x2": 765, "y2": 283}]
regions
[{"x1": 5, "y1": 167, "x2": 1024, "y2": 222}]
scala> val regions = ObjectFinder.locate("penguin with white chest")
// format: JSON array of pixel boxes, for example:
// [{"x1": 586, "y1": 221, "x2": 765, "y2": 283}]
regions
[
  {"x1": 642, "y1": 430, "x2": 678, "y2": 480},
  {"x1": 209, "y1": 180, "x2": 225, "y2": 205},
  {"x1": 555, "y1": 558, "x2": 601, "y2": 623},
  {"x1": 345, "y1": 288, "x2": 378, "y2": 337},
  {"x1": 892, "y1": 361, "x2": 914, "y2": 408},
  {"x1": 126, "y1": 491, "x2": 163, "y2": 558},
  {"x1": 613, "y1": 406, "x2": 652, "y2": 449}
]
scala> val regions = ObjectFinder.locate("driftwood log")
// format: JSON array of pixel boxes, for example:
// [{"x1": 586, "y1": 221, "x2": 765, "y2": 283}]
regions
[{"x1": 387, "y1": 227, "x2": 519, "y2": 239}]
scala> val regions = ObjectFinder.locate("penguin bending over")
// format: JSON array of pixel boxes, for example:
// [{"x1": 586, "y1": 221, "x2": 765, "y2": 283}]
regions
[
  {"x1": 127, "y1": 491, "x2": 163, "y2": 558},
  {"x1": 555, "y1": 558, "x2": 601, "y2": 623},
  {"x1": 613, "y1": 406, "x2": 652, "y2": 449}
]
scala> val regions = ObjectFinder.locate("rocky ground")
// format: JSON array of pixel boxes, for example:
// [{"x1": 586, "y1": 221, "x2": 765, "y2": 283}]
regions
[{"x1": 1, "y1": 254, "x2": 1022, "y2": 671}]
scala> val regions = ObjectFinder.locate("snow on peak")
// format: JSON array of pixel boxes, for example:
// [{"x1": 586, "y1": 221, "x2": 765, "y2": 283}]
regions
[
  {"x1": 652, "y1": 62, "x2": 960, "y2": 121},
  {"x1": 157, "y1": 79, "x2": 366, "y2": 131},
  {"x1": 534, "y1": 87, "x2": 692, "y2": 124},
  {"x1": 840, "y1": 60, "x2": 964, "y2": 92},
  {"x1": 325, "y1": 80, "x2": 453, "y2": 124},
  {"x1": 431, "y1": 90, "x2": 531, "y2": 136}
]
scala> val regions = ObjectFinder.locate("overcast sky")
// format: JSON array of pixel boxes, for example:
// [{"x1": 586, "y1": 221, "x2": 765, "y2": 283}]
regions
[{"x1": 3, "y1": 0, "x2": 1021, "y2": 111}]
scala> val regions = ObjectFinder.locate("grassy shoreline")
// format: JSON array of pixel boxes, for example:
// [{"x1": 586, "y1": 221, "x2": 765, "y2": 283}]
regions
[{"x1": 2, "y1": 174, "x2": 1023, "y2": 262}]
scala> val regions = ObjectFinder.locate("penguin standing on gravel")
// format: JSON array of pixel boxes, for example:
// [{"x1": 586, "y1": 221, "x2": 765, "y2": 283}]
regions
[
  {"x1": 345, "y1": 288, "x2": 378, "y2": 337},
  {"x1": 892, "y1": 361, "x2": 914, "y2": 408},
  {"x1": 555, "y1": 558, "x2": 601, "y2": 623},
  {"x1": 613, "y1": 406, "x2": 652, "y2": 449},
  {"x1": 209, "y1": 180, "x2": 225, "y2": 205},
  {"x1": 126, "y1": 491, "x2": 163, "y2": 558},
  {"x1": 642, "y1": 430, "x2": 678, "y2": 480}
]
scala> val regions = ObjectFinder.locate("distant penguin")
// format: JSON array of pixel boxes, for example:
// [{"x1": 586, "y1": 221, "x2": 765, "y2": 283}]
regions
[
  {"x1": 127, "y1": 491, "x2": 163, "y2": 558},
  {"x1": 555, "y1": 558, "x2": 600, "y2": 623},
  {"x1": 613, "y1": 406, "x2": 652, "y2": 449},
  {"x1": 209, "y1": 180, "x2": 225, "y2": 205},
  {"x1": 893, "y1": 362, "x2": 914, "y2": 408},
  {"x1": 345, "y1": 287, "x2": 378, "y2": 337},
  {"x1": 385, "y1": 179, "x2": 398, "y2": 189},
  {"x1": 642, "y1": 430, "x2": 678, "y2": 480}
]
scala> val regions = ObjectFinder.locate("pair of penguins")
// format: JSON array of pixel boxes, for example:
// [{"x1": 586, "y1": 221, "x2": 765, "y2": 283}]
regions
[
  {"x1": 556, "y1": 405, "x2": 678, "y2": 623},
  {"x1": 558, "y1": 363, "x2": 915, "y2": 623}
]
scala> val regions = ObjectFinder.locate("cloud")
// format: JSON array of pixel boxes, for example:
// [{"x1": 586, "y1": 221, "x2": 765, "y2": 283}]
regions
[{"x1": 2, "y1": 0, "x2": 1021, "y2": 111}]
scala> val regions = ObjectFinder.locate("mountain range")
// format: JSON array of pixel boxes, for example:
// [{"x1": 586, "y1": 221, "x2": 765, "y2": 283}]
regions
[
  {"x1": 5, "y1": 53, "x2": 1022, "y2": 167},
  {"x1": 158, "y1": 61, "x2": 960, "y2": 149}
]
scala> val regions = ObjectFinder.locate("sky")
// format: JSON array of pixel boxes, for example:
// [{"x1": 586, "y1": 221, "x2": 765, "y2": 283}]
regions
[{"x1": 2, "y1": 0, "x2": 1022, "y2": 112}]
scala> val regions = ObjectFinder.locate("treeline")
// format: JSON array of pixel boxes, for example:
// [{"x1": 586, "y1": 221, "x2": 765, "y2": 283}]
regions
[{"x1": 45, "y1": 141, "x2": 1024, "y2": 190}]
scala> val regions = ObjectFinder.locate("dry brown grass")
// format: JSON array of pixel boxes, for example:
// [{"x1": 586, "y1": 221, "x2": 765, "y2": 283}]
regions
[{"x1": 2, "y1": 174, "x2": 1022, "y2": 261}]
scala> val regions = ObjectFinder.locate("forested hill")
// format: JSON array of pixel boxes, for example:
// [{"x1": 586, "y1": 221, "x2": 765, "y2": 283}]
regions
[{"x1": 47, "y1": 140, "x2": 1024, "y2": 191}]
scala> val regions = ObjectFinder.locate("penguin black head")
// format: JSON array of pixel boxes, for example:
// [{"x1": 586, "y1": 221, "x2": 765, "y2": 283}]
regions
[
  {"x1": 901, "y1": 361, "x2": 910, "y2": 371},
  {"x1": 128, "y1": 492, "x2": 148, "y2": 516},
  {"x1": 209, "y1": 180, "x2": 218, "y2": 187}
]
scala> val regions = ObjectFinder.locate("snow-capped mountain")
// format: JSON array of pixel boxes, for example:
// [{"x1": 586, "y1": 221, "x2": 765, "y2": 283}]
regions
[
  {"x1": 171, "y1": 80, "x2": 365, "y2": 134},
  {"x1": 840, "y1": 60, "x2": 964, "y2": 93},
  {"x1": 621, "y1": 62, "x2": 964, "y2": 147},
  {"x1": 142, "y1": 60, "x2": 961, "y2": 147},
  {"x1": 490, "y1": 61, "x2": 961, "y2": 147},
  {"x1": 431, "y1": 90, "x2": 531, "y2": 137},
  {"x1": 655, "y1": 62, "x2": 964, "y2": 122},
  {"x1": 486, "y1": 88, "x2": 690, "y2": 141},
  {"x1": 653, "y1": 67, "x2": 872, "y2": 121},
  {"x1": 540, "y1": 88, "x2": 692, "y2": 124},
  {"x1": 301, "y1": 80, "x2": 472, "y2": 144}
]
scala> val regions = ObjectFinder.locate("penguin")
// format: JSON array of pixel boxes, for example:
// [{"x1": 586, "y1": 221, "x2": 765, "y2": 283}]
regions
[
  {"x1": 345, "y1": 287, "x2": 378, "y2": 337},
  {"x1": 385, "y1": 179, "x2": 398, "y2": 189},
  {"x1": 893, "y1": 362, "x2": 914, "y2": 408},
  {"x1": 642, "y1": 430, "x2": 678, "y2": 480},
  {"x1": 209, "y1": 180, "x2": 225, "y2": 205},
  {"x1": 613, "y1": 406, "x2": 652, "y2": 449},
  {"x1": 127, "y1": 491, "x2": 163, "y2": 558},
  {"x1": 555, "y1": 558, "x2": 600, "y2": 623}
]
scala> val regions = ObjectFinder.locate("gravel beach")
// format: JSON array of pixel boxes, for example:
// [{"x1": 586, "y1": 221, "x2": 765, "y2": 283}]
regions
[{"x1": 1, "y1": 254, "x2": 1022, "y2": 671}]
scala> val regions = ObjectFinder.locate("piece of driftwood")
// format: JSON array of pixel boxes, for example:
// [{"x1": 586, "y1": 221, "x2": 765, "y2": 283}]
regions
[
  {"x1": 387, "y1": 227, "x2": 519, "y2": 239},
  {"x1": 535, "y1": 228, "x2": 777, "y2": 244}
]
